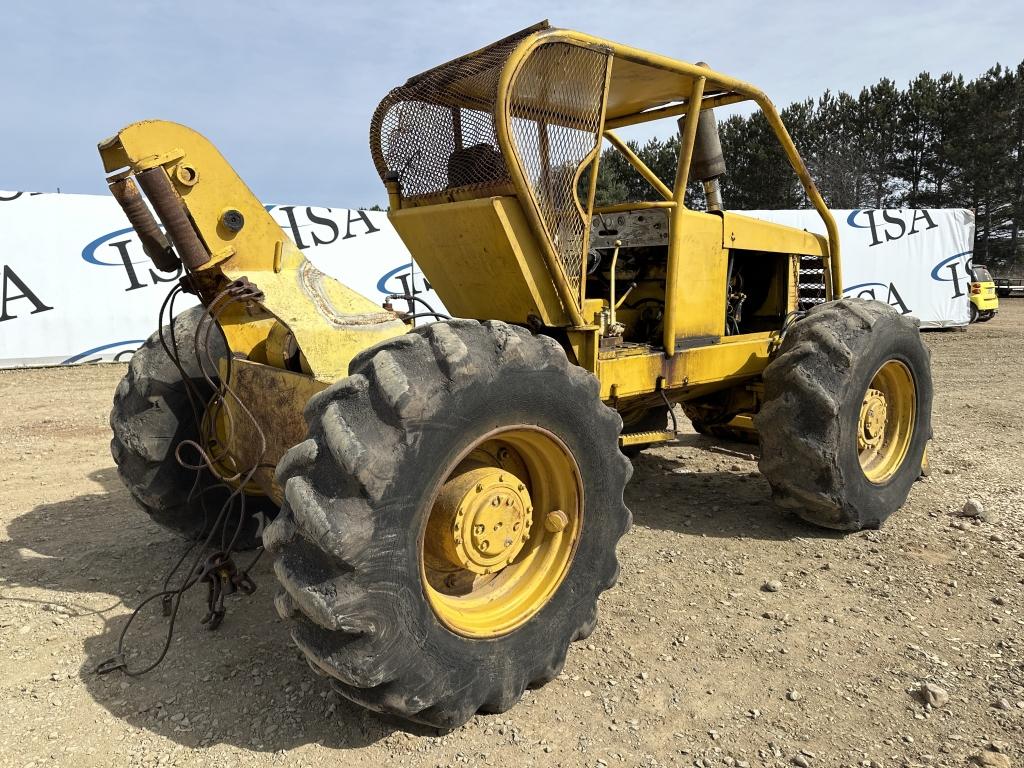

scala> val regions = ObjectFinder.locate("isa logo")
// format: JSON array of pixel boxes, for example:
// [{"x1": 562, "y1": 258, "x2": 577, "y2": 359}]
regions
[
  {"x1": 847, "y1": 209, "x2": 938, "y2": 247},
  {"x1": 376, "y1": 263, "x2": 431, "y2": 298},
  {"x1": 843, "y1": 281, "x2": 911, "y2": 314},
  {"x1": 82, "y1": 227, "x2": 181, "y2": 292},
  {"x1": 930, "y1": 251, "x2": 972, "y2": 299},
  {"x1": 61, "y1": 340, "x2": 144, "y2": 365}
]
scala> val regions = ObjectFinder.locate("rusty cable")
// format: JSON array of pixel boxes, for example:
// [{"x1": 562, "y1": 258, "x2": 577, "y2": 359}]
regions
[{"x1": 98, "y1": 279, "x2": 271, "y2": 677}]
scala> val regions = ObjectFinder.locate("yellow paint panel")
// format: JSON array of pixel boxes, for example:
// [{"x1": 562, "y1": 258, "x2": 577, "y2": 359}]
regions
[
  {"x1": 389, "y1": 196, "x2": 570, "y2": 326},
  {"x1": 598, "y1": 333, "x2": 774, "y2": 400},
  {"x1": 607, "y1": 58, "x2": 701, "y2": 121},
  {"x1": 667, "y1": 210, "x2": 727, "y2": 342},
  {"x1": 722, "y1": 212, "x2": 828, "y2": 256}
]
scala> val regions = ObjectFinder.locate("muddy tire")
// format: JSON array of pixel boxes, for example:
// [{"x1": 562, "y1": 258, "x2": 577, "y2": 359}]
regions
[
  {"x1": 754, "y1": 298, "x2": 932, "y2": 531},
  {"x1": 110, "y1": 306, "x2": 276, "y2": 549},
  {"x1": 264, "y1": 320, "x2": 632, "y2": 728}
]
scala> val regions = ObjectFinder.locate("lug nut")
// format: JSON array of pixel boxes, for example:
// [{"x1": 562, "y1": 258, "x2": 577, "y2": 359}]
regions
[{"x1": 545, "y1": 510, "x2": 569, "y2": 533}]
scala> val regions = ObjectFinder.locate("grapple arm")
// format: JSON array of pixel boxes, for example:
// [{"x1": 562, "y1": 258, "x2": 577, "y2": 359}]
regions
[{"x1": 99, "y1": 120, "x2": 407, "y2": 382}]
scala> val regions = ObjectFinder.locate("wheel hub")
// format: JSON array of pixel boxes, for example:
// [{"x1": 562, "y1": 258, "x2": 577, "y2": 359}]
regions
[
  {"x1": 857, "y1": 360, "x2": 917, "y2": 485},
  {"x1": 435, "y1": 466, "x2": 534, "y2": 575},
  {"x1": 859, "y1": 388, "x2": 888, "y2": 450},
  {"x1": 421, "y1": 427, "x2": 583, "y2": 639}
]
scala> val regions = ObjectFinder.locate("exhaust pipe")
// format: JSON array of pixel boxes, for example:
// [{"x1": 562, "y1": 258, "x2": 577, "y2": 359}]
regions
[{"x1": 682, "y1": 62, "x2": 727, "y2": 212}]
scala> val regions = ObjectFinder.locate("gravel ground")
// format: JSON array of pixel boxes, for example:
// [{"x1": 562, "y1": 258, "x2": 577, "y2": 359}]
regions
[{"x1": 1, "y1": 301, "x2": 1022, "y2": 768}]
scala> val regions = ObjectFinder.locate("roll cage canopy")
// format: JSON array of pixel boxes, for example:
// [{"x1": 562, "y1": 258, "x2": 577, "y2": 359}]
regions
[{"x1": 370, "y1": 21, "x2": 841, "y2": 319}]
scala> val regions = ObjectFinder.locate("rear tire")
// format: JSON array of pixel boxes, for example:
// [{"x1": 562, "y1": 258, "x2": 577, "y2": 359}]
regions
[
  {"x1": 264, "y1": 320, "x2": 632, "y2": 728},
  {"x1": 969, "y1": 303, "x2": 979, "y2": 323},
  {"x1": 754, "y1": 298, "x2": 932, "y2": 531},
  {"x1": 110, "y1": 307, "x2": 277, "y2": 549}
]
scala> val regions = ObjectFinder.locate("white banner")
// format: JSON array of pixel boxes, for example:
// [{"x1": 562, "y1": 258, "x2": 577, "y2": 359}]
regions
[
  {"x1": 0, "y1": 192, "x2": 973, "y2": 368},
  {"x1": 742, "y1": 208, "x2": 975, "y2": 328},
  {"x1": 0, "y1": 191, "x2": 425, "y2": 367}
]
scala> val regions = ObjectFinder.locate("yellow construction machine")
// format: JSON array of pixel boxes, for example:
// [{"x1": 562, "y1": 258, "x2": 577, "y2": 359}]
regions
[{"x1": 102, "y1": 22, "x2": 932, "y2": 727}]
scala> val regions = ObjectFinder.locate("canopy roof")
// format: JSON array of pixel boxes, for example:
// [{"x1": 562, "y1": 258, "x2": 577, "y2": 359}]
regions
[{"x1": 394, "y1": 21, "x2": 759, "y2": 128}]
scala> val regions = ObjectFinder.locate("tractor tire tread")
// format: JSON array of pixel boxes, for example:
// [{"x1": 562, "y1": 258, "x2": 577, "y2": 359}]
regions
[
  {"x1": 755, "y1": 298, "x2": 931, "y2": 531},
  {"x1": 265, "y1": 319, "x2": 632, "y2": 728}
]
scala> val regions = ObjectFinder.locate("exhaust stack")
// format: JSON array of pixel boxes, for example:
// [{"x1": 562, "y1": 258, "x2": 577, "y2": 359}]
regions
[{"x1": 683, "y1": 62, "x2": 727, "y2": 212}]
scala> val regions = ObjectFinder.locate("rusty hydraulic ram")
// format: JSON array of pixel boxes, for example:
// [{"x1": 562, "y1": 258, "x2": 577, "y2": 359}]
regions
[
  {"x1": 107, "y1": 176, "x2": 179, "y2": 272},
  {"x1": 135, "y1": 168, "x2": 212, "y2": 271},
  {"x1": 108, "y1": 167, "x2": 212, "y2": 273}
]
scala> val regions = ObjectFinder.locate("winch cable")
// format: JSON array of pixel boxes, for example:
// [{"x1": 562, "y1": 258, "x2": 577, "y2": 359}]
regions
[{"x1": 98, "y1": 279, "x2": 270, "y2": 676}]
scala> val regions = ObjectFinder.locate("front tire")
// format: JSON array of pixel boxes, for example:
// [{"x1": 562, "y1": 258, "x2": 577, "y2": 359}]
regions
[
  {"x1": 264, "y1": 320, "x2": 632, "y2": 728},
  {"x1": 755, "y1": 298, "x2": 932, "y2": 531}
]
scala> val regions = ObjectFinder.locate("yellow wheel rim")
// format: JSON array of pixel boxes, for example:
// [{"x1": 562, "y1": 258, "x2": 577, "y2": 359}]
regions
[
  {"x1": 858, "y1": 360, "x2": 916, "y2": 484},
  {"x1": 420, "y1": 426, "x2": 582, "y2": 638}
]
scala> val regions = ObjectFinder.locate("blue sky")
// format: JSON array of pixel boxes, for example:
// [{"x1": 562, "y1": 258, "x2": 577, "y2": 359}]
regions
[{"x1": 2, "y1": 1, "x2": 1021, "y2": 207}]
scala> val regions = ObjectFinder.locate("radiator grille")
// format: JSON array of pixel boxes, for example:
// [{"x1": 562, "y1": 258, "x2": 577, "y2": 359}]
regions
[{"x1": 798, "y1": 254, "x2": 828, "y2": 310}]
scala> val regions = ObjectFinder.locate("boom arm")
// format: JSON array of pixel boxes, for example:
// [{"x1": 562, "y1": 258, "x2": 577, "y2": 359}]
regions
[{"x1": 99, "y1": 120, "x2": 406, "y2": 382}]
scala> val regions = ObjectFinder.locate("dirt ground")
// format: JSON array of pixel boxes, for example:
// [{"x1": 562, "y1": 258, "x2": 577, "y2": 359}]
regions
[{"x1": 1, "y1": 302, "x2": 1022, "y2": 768}]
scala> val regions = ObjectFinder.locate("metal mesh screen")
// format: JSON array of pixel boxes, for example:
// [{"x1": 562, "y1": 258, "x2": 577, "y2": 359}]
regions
[
  {"x1": 798, "y1": 254, "x2": 828, "y2": 310},
  {"x1": 369, "y1": 28, "x2": 537, "y2": 199},
  {"x1": 509, "y1": 43, "x2": 608, "y2": 302}
]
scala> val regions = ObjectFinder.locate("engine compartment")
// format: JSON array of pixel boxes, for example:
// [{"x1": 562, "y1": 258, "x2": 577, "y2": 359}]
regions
[{"x1": 587, "y1": 209, "x2": 793, "y2": 349}]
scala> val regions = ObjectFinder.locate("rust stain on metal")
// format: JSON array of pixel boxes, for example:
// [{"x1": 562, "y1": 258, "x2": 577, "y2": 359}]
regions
[{"x1": 220, "y1": 359, "x2": 326, "y2": 502}]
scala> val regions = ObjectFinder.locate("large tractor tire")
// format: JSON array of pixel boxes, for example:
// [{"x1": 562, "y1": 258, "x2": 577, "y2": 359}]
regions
[
  {"x1": 110, "y1": 306, "x2": 276, "y2": 549},
  {"x1": 755, "y1": 298, "x2": 932, "y2": 531},
  {"x1": 264, "y1": 320, "x2": 632, "y2": 728}
]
